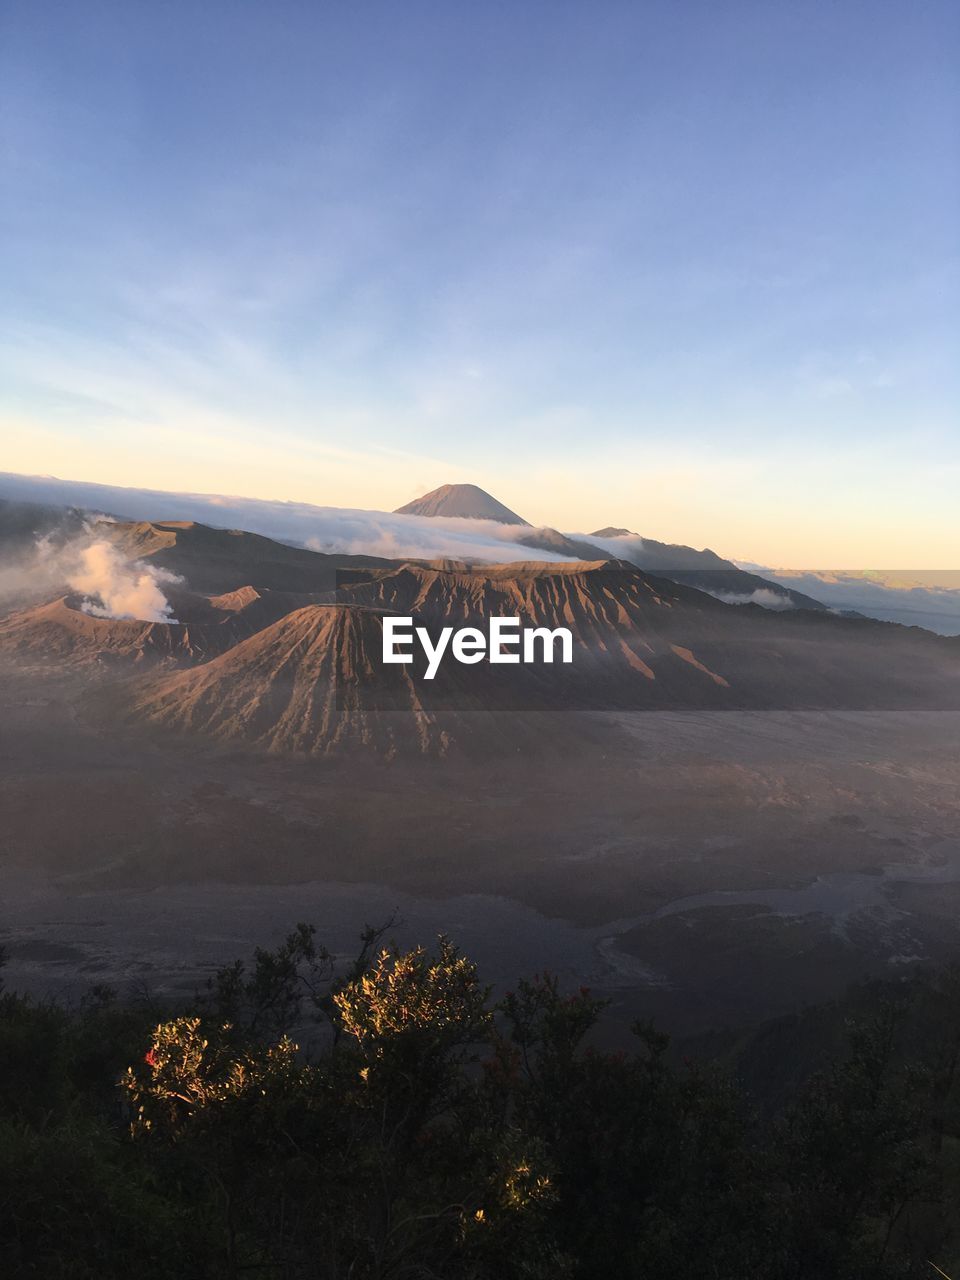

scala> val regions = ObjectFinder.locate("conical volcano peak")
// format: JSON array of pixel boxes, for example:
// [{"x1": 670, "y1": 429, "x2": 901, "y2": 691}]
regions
[{"x1": 394, "y1": 483, "x2": 529, "y2": 525}]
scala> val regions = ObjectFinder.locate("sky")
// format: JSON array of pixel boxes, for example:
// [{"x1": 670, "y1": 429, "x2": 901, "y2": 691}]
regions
[{"x1": 1, "y1": 0, "x2": 957, "y2": 566}]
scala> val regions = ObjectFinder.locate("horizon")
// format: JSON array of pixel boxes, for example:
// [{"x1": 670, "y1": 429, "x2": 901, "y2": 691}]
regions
[
  {"x1": 5, "y1": 469, "x2": 960, "y2": 593},
  {"x1": 2, "y1": 1, "x2": 958, "y2": 565}
]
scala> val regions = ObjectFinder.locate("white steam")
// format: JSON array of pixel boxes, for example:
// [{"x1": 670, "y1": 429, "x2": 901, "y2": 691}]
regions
[
  {"x1": 67, "y1": 541, "x2": 182, "y2": 623},
  {"x1": 707, "y1": 588, "x2": 797, "y2": 611}
]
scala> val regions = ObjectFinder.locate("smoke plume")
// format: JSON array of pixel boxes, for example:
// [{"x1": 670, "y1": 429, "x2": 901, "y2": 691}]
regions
[{"x1": 67, "y1": 541, "x2": 182, "y2": 622}]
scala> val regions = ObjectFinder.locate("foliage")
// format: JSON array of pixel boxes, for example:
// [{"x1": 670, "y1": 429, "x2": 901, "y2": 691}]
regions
[{"x1": 2, "y1": 935, "x2": 960, "y2": 1278}]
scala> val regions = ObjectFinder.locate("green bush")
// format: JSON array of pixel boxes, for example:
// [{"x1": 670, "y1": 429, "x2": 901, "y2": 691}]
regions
[{"x1": 2, "y1": 934, "x2": 959, "y2": 1278}]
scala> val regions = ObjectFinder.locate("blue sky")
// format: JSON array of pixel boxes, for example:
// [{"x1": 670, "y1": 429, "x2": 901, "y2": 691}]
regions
[{"x1": 1, "y1": 0, "x2": 957, "y2": 564}]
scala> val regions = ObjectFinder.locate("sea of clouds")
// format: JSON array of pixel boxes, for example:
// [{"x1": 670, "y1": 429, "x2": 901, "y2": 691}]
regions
[
  {"x1": 2, "y1": 472, "x2": 959, "y2": 634},
  {"x1": 0, "y1": 471, "x2": 568, "y2": 566},
  {"x1": 736, "y1": 565, "x2": 960, "y2": 636}
]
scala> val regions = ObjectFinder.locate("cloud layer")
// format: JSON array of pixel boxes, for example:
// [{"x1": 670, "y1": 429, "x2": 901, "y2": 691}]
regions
[
  {"x1": 3, "y1": 471, "x2": 959, "y2": 635},
  {"x1": 705, "y1": 588, "x2": 797, "y2": 611},
  {"x1": 738, "y1": 566, "x2": 960, "y2": 635},
  {"x1": 0, "y1": 471, "x2": 569, "y2": 566}
]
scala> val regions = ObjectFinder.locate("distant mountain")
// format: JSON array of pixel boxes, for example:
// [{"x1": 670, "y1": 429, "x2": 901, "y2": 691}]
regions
[
  {"x1": 586, "y1": 528, "x2": 827, "y2": 611},
  {"x1": 336, "y1": 560, "x2": 954, "y2": 714},
  {"x1": 4, "y1": 515, "x2": 958, "y2": 756},
  {"x1": 511, "y1": 526, "x2": 616, "y2": 562},
  {"x1": 395, "y1": 484, "x2": 621, "y2": 562},
  {"x1": 0, "y1": 473, "x2": 548, "y2": 567},
  {"x1": 4, "y1": 473, "x2": 951, "y2": 633},
  {"x1": 127, "y1": 560, "x2": 960, "y2": 757},
  {"x1": 134, "y1": 604, "x2": 462, "y2": 758},
  {"x1": 395, "y1": 483, "x2": 529, "y2": 525},
  {"x1": 394, "y1": 487, "x2": 825, "y2": 612},
  {"x1": 740, "y1": 567, "x2": 960, "y2": 636},
  {"x1": 0, "y1": 595, "x2": 229, "y2": 666},
  {"x1": 0, "y1": 586, "x2": 323, "y2": 668}
]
